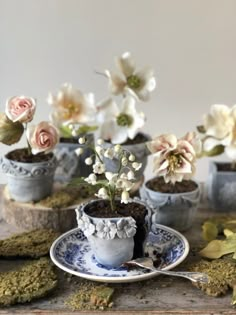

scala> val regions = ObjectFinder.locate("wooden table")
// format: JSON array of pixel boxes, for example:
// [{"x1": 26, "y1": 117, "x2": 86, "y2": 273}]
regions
[{"x1": 0, "y1": 188, "x2": 236, "y2": 315}]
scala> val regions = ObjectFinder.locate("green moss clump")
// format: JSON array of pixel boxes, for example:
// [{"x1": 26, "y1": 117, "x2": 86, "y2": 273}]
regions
[
  {"x1": 0, "y1": 229, "x2": 60, "y2": 258},
  {"x1": 0, "y1": 258, "x2": 57, "y2": 306},
  {"x1": 39, "y1": 186, "x2": 95, "y2": 209},
  {"x1": 65, "y1": 283, "x2": 114, "y2": 311},
  {"x1": 189, "y1": 259, "x2": 236, "y2": 297}
]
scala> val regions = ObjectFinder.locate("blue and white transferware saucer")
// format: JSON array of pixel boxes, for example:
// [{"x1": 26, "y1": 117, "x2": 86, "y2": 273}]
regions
[{"x1": 50, "y1": 224, "x2": 189, "y2": 283}]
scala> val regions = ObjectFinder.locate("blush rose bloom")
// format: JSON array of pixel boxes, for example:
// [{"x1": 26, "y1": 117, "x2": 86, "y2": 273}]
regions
[
  {"x1": 26, "y1": 121, "x2": 59, "y2": 155},
  {"x1": 5, "y1": 96, "x2": 36, "y2": 123}
]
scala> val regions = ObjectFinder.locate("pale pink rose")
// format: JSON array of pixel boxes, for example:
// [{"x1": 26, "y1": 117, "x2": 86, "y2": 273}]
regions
[
  {"x1": 26, "y1": 121, "x2": 59, "y2": 155},
  {"x1": 6, "y1": 96, "x2": 36, "y2": 123}
]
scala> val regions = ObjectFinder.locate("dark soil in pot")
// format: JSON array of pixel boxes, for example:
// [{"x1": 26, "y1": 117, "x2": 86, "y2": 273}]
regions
[
  {"x1": 59, "y1": 137, "x2": 79, "y2": 144},
  {"x1": 84, "y1": 199, "x2": 148, "y2": 259},
  {"x1": 217, "y1": 163, "x2": 236, "y2": 172},
  {"x1": 146, "y1": 176, "x2": 197, "y2": 193},
  {"x1": 6, "y1": 148, "x2": 53, "y2": 163},
  {"x1": 106, "y1": 133, "x2": 149, "y2": 145}
]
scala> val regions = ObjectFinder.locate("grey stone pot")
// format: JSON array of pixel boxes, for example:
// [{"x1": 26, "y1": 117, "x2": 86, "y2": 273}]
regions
[
  {"x1": 208, "y1": 161, "x2": 236, "y2": 211},
  {"x1": 75, "y1": 198, "x2": 151, "y2": 268},
  {"x1": 140, "y1": 177, "x2": 200, "y2": 232},
  {"x1": 0, "y1": 153, "x2": 57, "y2": 202},
  {"x1": 54, "y1": 133, "x2": 94, "y2": 182},
  {"x1": 103, "y1": 132, "x2": 151, "y2": 180}
]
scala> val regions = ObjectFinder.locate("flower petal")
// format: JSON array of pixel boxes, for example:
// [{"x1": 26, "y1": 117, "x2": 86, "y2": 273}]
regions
[{"x1": 116, "y1": 52, "x2": 135, "y2": 77}]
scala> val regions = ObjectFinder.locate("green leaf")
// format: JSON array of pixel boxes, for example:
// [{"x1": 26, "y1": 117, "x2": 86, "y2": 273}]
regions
[
  {"x1": 59, "y1": 126, "x2": 72, "y2": 138},
  {"x1": 76, "y1": 125, "x2": 98, "y2": 135},
  {"x1": 0, "y1": 114, "x2": 24, "y2": 145},
  {"x1": 202, "y1": 221, "x2": 219, "y2": 241},
  {"x1": 202, "y1": 145, "x2": 225, "y2": 157},
  {"x1": 197, "y1": 125, "x2": 206, "y2": 133}
]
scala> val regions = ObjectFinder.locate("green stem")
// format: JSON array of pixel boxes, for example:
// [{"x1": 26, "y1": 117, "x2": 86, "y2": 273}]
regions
[
  {"x1": 24, "y1": 123, "x2": 32, "y2": 155},
  {"x1": 108, "y1": 185, "x2": 115, "y2": 212}
]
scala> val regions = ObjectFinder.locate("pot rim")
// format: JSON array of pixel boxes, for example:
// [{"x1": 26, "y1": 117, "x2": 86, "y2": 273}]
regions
[
  {"x1": 104, "y1": 132, "x2": 151, "y2": 149},
  {"x1": 2, "y1": 150, "x2": 56, "y2": 166},
  {"x1": 143, "y1": 177, "x2": 200, "y2": 197},
  {"x1": 81, "y1": 197, "x2": 151, "y2": 221}
]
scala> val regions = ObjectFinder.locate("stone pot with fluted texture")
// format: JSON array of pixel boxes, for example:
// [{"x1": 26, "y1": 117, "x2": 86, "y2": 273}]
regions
[{"x1": 0, "y1": 153, "x2": 57, "y2": 202}]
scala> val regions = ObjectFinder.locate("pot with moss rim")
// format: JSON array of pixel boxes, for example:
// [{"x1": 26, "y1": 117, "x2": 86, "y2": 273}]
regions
[
  {"x1": 140, "y1": 177, "x2": 200, "y2": 232},
  {"x1": 103, "y1": 132, "x2": 151, "y2": 181},
  {"x1": 0, "y1": 148, "x2": 58, "y2": 202},
  {"x1": 54, "y1": 133, "x2": 94, "y2": 182},
  {"x1": 75, "y1": 198, "x2": 151, "y2": 268}
]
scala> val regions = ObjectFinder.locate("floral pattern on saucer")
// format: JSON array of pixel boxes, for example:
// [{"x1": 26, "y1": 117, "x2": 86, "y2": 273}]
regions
[{"x1": 50, "y1": 224, "x2": 189, "y2": 283}]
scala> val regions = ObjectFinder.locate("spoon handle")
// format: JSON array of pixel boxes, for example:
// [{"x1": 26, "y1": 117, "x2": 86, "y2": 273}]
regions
[{"x1": 151, "y1": 268, "x2": 208, "y2": 283}]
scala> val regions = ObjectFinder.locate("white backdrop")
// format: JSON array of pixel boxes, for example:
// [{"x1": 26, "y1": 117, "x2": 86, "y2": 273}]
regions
[{"x1": 1, "y1": 0, "x2": 236, "y2": 183}]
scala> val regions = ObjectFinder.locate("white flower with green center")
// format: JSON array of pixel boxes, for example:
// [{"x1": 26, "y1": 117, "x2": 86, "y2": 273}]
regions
[
  {"x1": 105, "y1": 52, "x2": 156, "y2": 101},
  {"x1": 96, "y1": 96, "x2": 145, "y2": 144}
]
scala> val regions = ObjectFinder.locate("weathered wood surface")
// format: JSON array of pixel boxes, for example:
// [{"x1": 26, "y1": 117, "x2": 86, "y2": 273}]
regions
[{"x1": 0, "y1": 186, "x2": 236, "y2": 315}]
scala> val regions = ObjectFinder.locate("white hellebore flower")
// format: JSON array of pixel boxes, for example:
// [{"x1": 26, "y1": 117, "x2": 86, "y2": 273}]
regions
[
  {"x1": 202, "y1": 104, "x2": 234, "y2": 152},
  {"x1": 105, "y1": 52, "x2": 156, "y2": 101},
  {"x1": 48, "y1": 83, "x2": 96, "y2": 125},
  {"x1": 96, "y1": 220, "x2": 117, "y2": 240},
  {"x1": 117, "y1": 218, "x2": 136, "y2": 238},
  {"x1": 84, "y1": 173, "x2": 97, "y2": 185},
  {"x1": 121, "y1": 190, "x2": 132, "y2": 204},
  {"x1": 93, "y1": 162, "x2": 105, "y2": 174},
  {"x1": 147, "y1": 134, "x2": 197, "y2": 184},
  {"x1": 95, "y1": 187, "x2": 109, "y2": 199},
  {"x1": 96, "y1": 96, "x2": 145, "y2": 144}
]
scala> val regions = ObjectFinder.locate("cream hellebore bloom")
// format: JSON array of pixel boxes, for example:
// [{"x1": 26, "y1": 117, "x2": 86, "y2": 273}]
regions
[
  {"x1": 202, "y1": 104, "x2": 234, "y2": 152},
  {"x1": 105, "y1": 52, "x2": 156, "y2": 101},
  {"x1": 47, "y1": 83, "x2": 96, "y2": 125},
  {"x1": 96, "y1": 96, "x2": 145, "y2": 144},
  {"x1": 147, "y1": 133, "x2": 197, "y2": 184}
]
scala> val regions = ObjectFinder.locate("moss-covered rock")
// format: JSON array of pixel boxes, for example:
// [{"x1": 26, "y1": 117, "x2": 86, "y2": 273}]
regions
[
  {"x1": 0, "y1": 229, "x2": 60, "y2": 258},
  {"x1": 0, "y1": 258, "x2": 57, "y2": 306}
]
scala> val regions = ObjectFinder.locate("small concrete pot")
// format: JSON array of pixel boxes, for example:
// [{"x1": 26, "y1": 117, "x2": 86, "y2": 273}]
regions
[
  {"x1": 0, "y1": 153, "x2": 57, "y2": 202},
  {"x1": 140, "y1": 178, "x2": 200, "y2": 232},
  {"x1": 208, "y1": 161, "x2": 236, "y2": 211},
  {"x1": 102, "y1": 132, "x2": 151, "y2": 180},
  {"x1": 75, "y1": 199, "x2": 151, "y2": 268},
  {"x1": 54, "y1": 133, "x2": 94, "y2": 182}
]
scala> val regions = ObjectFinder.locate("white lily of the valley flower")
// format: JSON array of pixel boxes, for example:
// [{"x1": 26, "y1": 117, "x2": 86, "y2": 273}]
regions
[
  {"x1": 127, "y1": 170, "x2": 135, "y2": 180},
  {"x1": 121, "y1": 156, "x2": 128, "y2": 166},
  {"x1": 121, "y1": 190, "x2": 131, "y2": 204},
  {"x1": 132, "y1": 162, "x2": 142, "y2": 171},
  {"x1": 95, "y1": 145, "x2": 104, "y2": 156},
  {"x1": 75, "y1": 147, "x2": 84, "y2": 156},
  {"x1": 121, "y1": 179, "x2": 134, "y2": 191},
  {"x1": 79, "y1": 137, "x2": 86, "y2": 144},
  {"x1": 95, "y1": 187, "x2": 109, "y2": 199},
  {"x1": 93, "y1": 162, "x2": 105, "y2": 174},
  {"x1": 114, "y1": 144, "x2": 121, "y2": 153},
  {"x1": 104, "y1": 148, "x2": 115, "y2": 159},
  {"x1": 84, "y1": 173, "x2": 97, "y2": 185},
  {"x1": 105, "y1": 172, "x2": 118, "y2": 186},
  {"x1": 97, "y1": 138, "x2": 104, "y2": 145},
  {"x1": 48, "y1": 83, "x2": 96, "y2": 125},
  {"x1": 105, "y1": 52, "x2": 156, "y2": 101},
  {"x1": 96, "y1": 96, "x2": 145, "y2": 144},
  {"x1": 85, "y1": 157, "x2": 93, "y2": 165},
  {"x1": 129, "y1": 154, "x2": 135, "y2": 162}
]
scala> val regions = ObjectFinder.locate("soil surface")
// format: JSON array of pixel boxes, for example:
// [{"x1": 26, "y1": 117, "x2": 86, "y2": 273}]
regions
[
  {"x1": 84, "y1": 199, "x2": 148, "y2": 259},
  {"x1": 6, "y1": 148, "x2": 53, "y2": 163},
  {"x1": 59, "y1": 137, "x2": 79, "y2": 144},
  {"x1": 217, "y1": 163, "x2": 236, "y2": 172},
  {"x1": 146, "y1": 176, "x2": 197, "y2": 193},
  {"x1": 106, "y1": 133, "x2": 149, "y2": 146}
]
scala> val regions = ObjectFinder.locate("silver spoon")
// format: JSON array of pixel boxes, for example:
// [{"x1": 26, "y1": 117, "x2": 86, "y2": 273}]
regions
[{"x1": 123, "y1": 257, "x2": 208, "y2": 283}]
